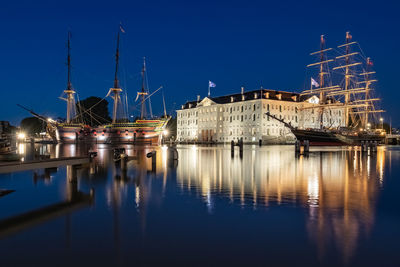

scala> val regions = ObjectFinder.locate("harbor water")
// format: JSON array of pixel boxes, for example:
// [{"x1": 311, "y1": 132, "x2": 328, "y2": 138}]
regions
[{"x1": 0, "y1": 144, "x2": 399, "y2": 266}]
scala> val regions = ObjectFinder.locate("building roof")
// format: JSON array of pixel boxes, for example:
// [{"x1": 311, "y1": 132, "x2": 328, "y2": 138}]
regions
[{"x1": 180, "y1": 89, "x2": 300, "y2": 110}]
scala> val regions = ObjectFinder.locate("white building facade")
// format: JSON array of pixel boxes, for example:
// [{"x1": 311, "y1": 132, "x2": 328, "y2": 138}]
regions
[{"x1": 177, "y1": 89, "x2": 346, "y2": 144}]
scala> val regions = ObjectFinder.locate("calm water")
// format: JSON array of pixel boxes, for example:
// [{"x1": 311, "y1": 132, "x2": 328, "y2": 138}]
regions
[{"x1": 0, "y1": 144, "x2": 399, "y2": 266}]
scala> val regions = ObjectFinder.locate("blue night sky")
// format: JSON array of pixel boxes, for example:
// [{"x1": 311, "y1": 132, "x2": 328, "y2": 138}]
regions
[{"x1": 0, "y1": 0, "x2": 399, "y2": 126}]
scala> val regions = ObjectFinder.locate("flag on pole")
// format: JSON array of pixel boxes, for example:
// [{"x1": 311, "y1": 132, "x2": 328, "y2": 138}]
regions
[
  {"x1": 120, "y1": 23, "x2": 126, "y2": 33},
  {"x1": 209, "y1": 80, "x2": 216, "y2": 88},
  {"x1": 311, "y1": 77, "x2": 319, "y2": 88}
]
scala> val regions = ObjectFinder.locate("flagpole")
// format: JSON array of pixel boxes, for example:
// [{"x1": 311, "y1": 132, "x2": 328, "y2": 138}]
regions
[{"x1": 208, "y1": 81, "x2": 210, "y2": 97}]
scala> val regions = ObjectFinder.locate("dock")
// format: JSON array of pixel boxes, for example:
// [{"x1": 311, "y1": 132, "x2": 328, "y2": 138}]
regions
[{"x1": 0, "y1": 156, "x2": 90, "y2": 174}]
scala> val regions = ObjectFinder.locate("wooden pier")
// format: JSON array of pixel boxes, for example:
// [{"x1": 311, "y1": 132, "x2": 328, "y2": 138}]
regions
[{"x1": 0, "y1": 156, "x2": 90, "y2": 174}]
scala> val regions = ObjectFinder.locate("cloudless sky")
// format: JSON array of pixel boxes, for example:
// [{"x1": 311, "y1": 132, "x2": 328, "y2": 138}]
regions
[{"x1": 0, "y1": 0, "x2": 399, "y2": 126}]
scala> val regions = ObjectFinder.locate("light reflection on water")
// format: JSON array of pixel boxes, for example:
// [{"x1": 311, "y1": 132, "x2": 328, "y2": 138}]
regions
[
  {"x1": 176, "y1": 146, "x2": 385, "y2": 263},
  {"x1": 0, "y1": 143, "x2": 397, "y2": 266}
]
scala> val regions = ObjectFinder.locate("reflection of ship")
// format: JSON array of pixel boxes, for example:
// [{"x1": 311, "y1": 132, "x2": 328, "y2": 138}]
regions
[
  {"x1": 270, "y1": 33, "x2": 385, "y2": 145},
  {"x1": 93, "y1": 30, "x2": 170, "y2": 145},
  {"x1": 56, "y1": 32, "x2": 92, "y2": 143}
]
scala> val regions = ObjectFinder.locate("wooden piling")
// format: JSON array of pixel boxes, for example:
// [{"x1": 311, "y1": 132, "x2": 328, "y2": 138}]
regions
[
  {"x1": 304, "y1": 140, "x2": 310, "y2": 153},
  {"x1": 295, "y1": 140, "x2": 301, "y2": 153}
]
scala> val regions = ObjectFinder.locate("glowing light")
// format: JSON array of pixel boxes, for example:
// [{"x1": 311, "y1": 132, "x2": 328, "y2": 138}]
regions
[
  {"x1": 17, "y1": 132, "x2": 26, "y2": 140},
  {"x1": 18, "y1": 143, "x2": 25, "y2": 154},
  {"x1": 163, "y1": 130, "x2": 169, "y2": 136}
]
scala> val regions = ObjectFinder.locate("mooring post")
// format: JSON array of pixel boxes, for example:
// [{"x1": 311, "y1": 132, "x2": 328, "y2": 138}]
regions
[
  {"x1": 372, "y1": 141, "x2": 377, "y2": 152},
  {"x1": 168, "y1": 147, "x2": 179, "y2": 161},
  {"x1": 120, "y1": 153, "x2": 127, "y2": 171},
  {"x1": 258, "y1": 139, "x2": 262, "y2": 147},
  {"x1": 304, "y1": 140, "x2": 310, "y2": 153},
  {"x1": 295, "y1": 140, "x2": 301, "y2": 153},
  {"x1": 231, "y1": 140, "x2": 234, "y2": 157},
  {"x1": 239, "y1": 138, "x2": 243, "y2": 158},
  {"x1": 146, "y1": 151, "x2": 157, "y2": 172}
]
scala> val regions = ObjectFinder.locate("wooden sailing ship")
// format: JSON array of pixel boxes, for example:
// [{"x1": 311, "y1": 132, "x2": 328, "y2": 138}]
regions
[
  {"x1": 93, "y1": 30, "x2": 170, "y2": 144},
  {"x1": 56, "y1": 32, "x2": 91, "y2": 143},
  {"x1": 269, "y1": 32, "x2": 385, "y2": 145}
]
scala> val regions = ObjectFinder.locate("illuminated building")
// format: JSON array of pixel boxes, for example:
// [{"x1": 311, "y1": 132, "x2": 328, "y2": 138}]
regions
[{"x1": 177, "y1": 89, "x2": 345, "y2": 144}]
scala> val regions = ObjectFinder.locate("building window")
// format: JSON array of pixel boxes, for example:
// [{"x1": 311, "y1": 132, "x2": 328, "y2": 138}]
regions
[
  {"x1": 241, "y1": 115, "x2": 243, "y2": 122},
  {"x1": 253, "y1": 114, "x2": 256, "y2": 121},
  {"x1": 241, "y1": 106, "x2": 243, "y2": 112}
]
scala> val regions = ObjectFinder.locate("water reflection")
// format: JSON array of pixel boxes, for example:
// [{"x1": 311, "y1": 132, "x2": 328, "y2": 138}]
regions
[
  {"x1": 1, "y1": 143, "x2": 390, "y2": 265},
  {"x1": 176, "y1": 146, "x2": 385, "y2": 263}
]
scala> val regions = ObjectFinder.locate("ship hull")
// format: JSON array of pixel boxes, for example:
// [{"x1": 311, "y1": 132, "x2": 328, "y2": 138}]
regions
[
  {"x1": 93, "y1": 118, "x2": 170, "y2": 145},
  {"x1": 57, "y1": 124, "x2": 93, "y2": 143},
  {"x1": 291, "y1": 129, "x2": 346, "y2": 146},
  {"x1": 291, "y1": 129, "x2": 385, "y2": 146}
]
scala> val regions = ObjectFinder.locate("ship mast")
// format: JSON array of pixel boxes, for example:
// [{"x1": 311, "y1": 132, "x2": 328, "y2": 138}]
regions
[
  {"x1": 111, "y1": 31, "x2": 122, "y2": 124},
  {"x1": 64, "y1": 31, "x2": 76, "y2": 124},
  {"x1": 344, "y1": 32, "x2": 352, "y2": 126},
  {"x1": 364, "y1": 57, "x2": 371, "y2": 127},
  {"x1": 139, "y1": 57, "x2": 148, "y2": 119},
  {"x1": 302, "y1": 35, "x2": 339, "y2": 129},
  {"x1": 318, "y1": 35, "x2": 326, "y2": 128},
  {"x1": 332, "y1": 32, "x2": 383, "y2": 128}
]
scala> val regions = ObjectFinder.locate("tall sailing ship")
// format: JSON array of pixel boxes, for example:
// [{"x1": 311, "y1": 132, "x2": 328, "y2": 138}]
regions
[
  {"x1": 56, "y1": 32, "x2": 91, "y2": 143},
  {"x1": 93, "y1": 30, "x2": 170, "y2": 144},
  {"x1": 268, "y1": 32, "x2": 385, "y2": 145}
]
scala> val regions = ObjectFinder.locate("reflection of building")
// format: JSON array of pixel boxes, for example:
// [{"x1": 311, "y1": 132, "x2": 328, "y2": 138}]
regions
[
  {"x1": 176, "y1": 146, "x2": 385, "y2": 263},
  {"x1": 177, "y1": 89, "x2": 345, "y2": 144}
]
